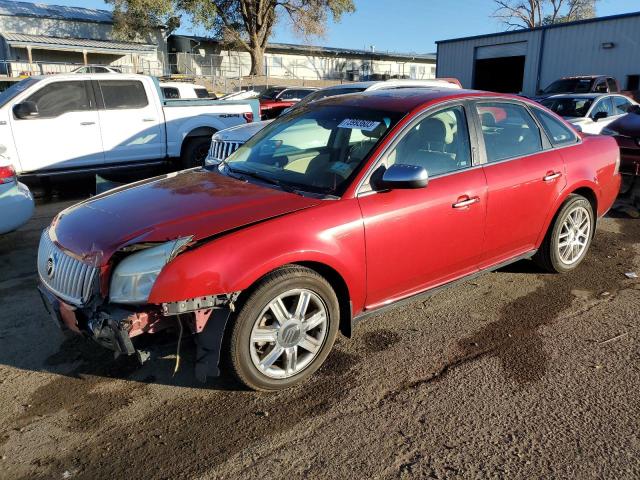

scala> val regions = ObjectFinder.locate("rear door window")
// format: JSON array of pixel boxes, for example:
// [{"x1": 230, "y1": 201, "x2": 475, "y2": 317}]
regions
[
  {"x1": 23, "y1": 81, "x2": 93, "y2": 119},
  {"x1": 590, "y1": 97, "x2": 614, "y2": 118},
  {"x1": 194, "y1": 88, "x2": 210, "y2": 99},
  {"x1": 477, "y1": 102, "x2": 543, "y2": 162},
  {"x1": 98, "y1": 80, "x2": 149, "y2": 109},
  {"x1": 613, "y1": 96, "x2": 633, "y2": 115},
  {"x1": 162, "y1": 87, "x2": 180, "y2": 99}
]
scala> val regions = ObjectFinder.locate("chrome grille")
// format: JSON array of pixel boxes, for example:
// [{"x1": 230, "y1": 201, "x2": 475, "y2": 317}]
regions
[
  {"x1": 37, "y1": 229, "x2": 98, "y2": 306},
  {"x1": 208, "y1": 139, "x2": 243, "y2": 161}
]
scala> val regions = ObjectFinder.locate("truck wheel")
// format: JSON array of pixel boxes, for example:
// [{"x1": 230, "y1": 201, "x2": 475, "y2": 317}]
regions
[
  {"x1": 181, "y1": 137, "x2": 211, "y2": 169},
  {"x1": 227, "y1": 266, "x2": 340, "y2": 391},
  {"x1": 534, "y1": 194, "x2": 594, "y2": 273}
]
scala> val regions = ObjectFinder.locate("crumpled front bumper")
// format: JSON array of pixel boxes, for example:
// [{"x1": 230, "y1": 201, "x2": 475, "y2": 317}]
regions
[{"x1": 37, "y1": 284, "x2": 167, "y2": 355}]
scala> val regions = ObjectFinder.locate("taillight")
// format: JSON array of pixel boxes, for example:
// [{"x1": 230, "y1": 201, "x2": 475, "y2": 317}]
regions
[
  {"x1": 243, "y1": 112, "x2": 254, "y2": 123},
  {"x1": 0, "y1": 165, "x2": 16, "y2": 184}
]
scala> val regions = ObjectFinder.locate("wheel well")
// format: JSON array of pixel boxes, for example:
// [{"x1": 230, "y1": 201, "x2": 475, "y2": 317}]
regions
[
  {"x1": 294, "y1": 262, "x2": 352, "y2": 338},
  {"x1": 572, "y1": 187, "x2": 598, "y2": 218},
  {"x1": 180, "y1": 127, "x2": 216, "y2": 157}
]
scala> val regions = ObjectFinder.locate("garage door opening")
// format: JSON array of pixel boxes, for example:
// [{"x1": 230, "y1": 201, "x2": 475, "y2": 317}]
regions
[{"x1": 473, "y1": 56, "x2": 526, "y2": 94}]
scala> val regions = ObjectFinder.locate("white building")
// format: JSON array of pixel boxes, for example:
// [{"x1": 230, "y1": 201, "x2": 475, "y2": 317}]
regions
[
  {"x1": 169, "y1": 35, "x2": 436, "y2": 82},
  {"x1": 0, "y1": 0, "x2": 167, "y2": 78},
  {"x1": 436, "y1": 11, "x2": 640, "y2": 96}
]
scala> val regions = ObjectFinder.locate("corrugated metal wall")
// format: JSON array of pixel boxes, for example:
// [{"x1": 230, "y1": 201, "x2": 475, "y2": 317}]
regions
[
  {"x1": 540, "y1": 15, "x2": 640, "y2": 91},
  {"x1": 437, "y1": 13, "x2": 640, "y2": 96}
]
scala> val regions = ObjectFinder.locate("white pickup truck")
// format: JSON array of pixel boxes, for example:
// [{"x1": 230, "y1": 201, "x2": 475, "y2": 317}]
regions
[{"x1": 0, "y1": 74, "x2": 258, "y2": 176}]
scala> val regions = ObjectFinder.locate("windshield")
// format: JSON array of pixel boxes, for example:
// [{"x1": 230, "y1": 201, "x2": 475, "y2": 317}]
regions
[
  {"x1": 259, "y1": 87, "x2": 285, "y2": 100},
  {"x1": 0, "y1": 78, "x2": 40, "y2": 108},
  {"x1": 543, "y1": 79, "x2": 594, "y2": 94},
  {"x1": 220, "y1": 104, "x2": 402, "y2": 196},
  {"x1": 541, "y1": 97, "x2": 594, "y2": 118}
]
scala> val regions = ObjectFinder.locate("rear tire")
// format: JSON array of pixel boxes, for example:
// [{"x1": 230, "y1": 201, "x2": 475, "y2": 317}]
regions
[
  {"x1": 180, "y1": 136, "x2": 212, "y2": 169},
  {"x1": 227, "y1": 266, "x2": 340, "y2": 391},
  {"x1": 534, "y1": 194, "x2": 594, "y2": 273}
]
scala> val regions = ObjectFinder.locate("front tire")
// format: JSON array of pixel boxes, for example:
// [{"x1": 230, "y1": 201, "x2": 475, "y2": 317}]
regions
[
  {"x1": 227, "y1": 266, "x2": 340, "y2": 391},
  {"x1": 534, "y1": 194, "x2": 595, "y2": 273}
]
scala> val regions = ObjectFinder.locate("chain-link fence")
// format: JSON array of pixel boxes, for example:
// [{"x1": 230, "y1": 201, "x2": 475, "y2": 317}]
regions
[{"x1": 0, "y1": 58, "x2": 165, "y2": 78}]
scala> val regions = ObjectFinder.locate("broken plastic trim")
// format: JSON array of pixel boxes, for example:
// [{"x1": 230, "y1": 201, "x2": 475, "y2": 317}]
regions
[{"x1": 162, "y1": 292, "x2": 240, "y2": 316}]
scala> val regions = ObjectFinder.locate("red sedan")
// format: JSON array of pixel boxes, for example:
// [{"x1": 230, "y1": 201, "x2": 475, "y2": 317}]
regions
[
  {"x1": 38, "y1": 89, "x2": 621, "y2": 391},
  {"x1": 258, "y1": 86, "x2": 318, "y2": 120}
]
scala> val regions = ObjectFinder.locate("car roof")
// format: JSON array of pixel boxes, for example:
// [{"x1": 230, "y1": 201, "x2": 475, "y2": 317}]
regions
[
  {"x1": 313, "y1": 87, "x2": 501, "y2": 112},
  {"x1": 543, "y1": 93, "x2": 617, "y2": 99},
  {"x1": 160, "y1": 82, "x2": 204, "y2": 88},
  {"x1": 560, "y1": 75, "x2": 607, "y2": 80}
]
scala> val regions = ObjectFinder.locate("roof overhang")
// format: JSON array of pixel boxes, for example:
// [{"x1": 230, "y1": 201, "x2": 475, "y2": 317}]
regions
[{"x1": 1, "y1": 33, "x2": 156, "y2": 55}]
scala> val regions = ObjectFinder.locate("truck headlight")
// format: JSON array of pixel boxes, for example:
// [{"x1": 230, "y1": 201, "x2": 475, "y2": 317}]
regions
[{"x1": 109, "y1": 237, "x2": 191, "y2": 304}]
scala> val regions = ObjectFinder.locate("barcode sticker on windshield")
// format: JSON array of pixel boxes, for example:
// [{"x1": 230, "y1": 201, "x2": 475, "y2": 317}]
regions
[{"x1": 338, "y1": 119, "x2": 381, "y2": 131}]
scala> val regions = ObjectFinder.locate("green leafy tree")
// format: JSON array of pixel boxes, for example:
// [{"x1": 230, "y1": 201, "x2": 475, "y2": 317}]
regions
[{"x1": 108, "y1": 0, "x2": 355, "y2": 75}]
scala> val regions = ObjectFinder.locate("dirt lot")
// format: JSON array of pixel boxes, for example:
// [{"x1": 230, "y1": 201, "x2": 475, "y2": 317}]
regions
[{"x1": 0, "y1": 185, "x2": 639, "y2": 480}]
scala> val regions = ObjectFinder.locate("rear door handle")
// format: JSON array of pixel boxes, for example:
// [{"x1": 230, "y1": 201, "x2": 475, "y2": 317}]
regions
[
  {"x1": 452, "y1": 196, "x2": 480, "y2": 208},
  {"x1": 142, "y1": 118, "x2": 156, "y2": 122},
  {"x1": 80, "y1": 121, "x2": 95, "y2": 126},
  {"x1": 543, "y1": 171, "x2": 562, "y2": 182}
]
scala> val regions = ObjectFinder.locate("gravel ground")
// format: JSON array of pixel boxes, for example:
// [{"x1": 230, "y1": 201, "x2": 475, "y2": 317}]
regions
[{"x1": 0, "y1": 185, "x2": 638, "y2": 480}]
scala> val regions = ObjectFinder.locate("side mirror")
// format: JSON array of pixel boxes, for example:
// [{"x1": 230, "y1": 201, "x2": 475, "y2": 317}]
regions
[
  {"x1": 629, "y1": 105, "x2": 640, "y2": 115},
  {"x1": 374, "y1": 164, "x2": 429, "y2": 190},
  {"x1": 592, "y1": 111, "x2": 608, "y2": 122},
  {"x1": 13, "y1": 101, "x2": 39, "y2": 120},
  {"x1": 536, "y1": 89, "x2": 544, "y2": 95},
  {"x1": 572, "y1": 123, "x2": 583, "y2": 133}
]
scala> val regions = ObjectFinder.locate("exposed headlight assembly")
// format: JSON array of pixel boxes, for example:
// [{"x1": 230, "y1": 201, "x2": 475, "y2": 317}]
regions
[{"x1": 109, "y1": 237, "x2": 192, "y2": 305}]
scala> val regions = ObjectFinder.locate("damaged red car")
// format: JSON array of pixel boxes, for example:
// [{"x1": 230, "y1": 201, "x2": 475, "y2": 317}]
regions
[{"x1": 38, "y1": 89, "x2": 621, "y2": 391}]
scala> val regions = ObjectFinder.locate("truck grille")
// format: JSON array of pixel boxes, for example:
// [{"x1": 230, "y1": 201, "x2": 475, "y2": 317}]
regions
[
  {"x1": 208, "y1": 139, "x2": 243, "y2": 161},
  {"x1": 37, "y1": 229, "x2": 98, "y2": 306}
]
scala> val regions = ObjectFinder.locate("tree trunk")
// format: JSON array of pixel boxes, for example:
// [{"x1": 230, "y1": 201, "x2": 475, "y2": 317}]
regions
[{"x1": 248, "y1": 45, "x2": 265, "y2": 76}]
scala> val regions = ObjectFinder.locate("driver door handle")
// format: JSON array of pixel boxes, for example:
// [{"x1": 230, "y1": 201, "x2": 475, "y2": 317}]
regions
[
  {"x1": 80, "y1": 121, "x2": 95, "y2": 126},
  {"x1": 452, "y1": 196, "x2": 480, "y2": 208},
  {"x1": 543, "y1": 171, "x2": 562, "y2": 182}
]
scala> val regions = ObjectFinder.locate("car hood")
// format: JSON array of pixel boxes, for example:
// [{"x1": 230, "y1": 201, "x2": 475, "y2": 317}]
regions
[
  {"x1": 607, "y1": 113, "x2": 640, "y2": 138},
  {"x1": 51, "y1": 169, "x2": 321, "y2": 266},
  {"x1": 215, "y1": 120, "x2": 272, "y2": 142}
]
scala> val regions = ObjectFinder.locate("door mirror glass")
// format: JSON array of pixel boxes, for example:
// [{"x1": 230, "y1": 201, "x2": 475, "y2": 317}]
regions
[
  {"x1": 629, "y1": 105, "x2": 640, "y2": 115},
  {"x1": 13, "y1": 101, "x2": 39, "y2": 119},
  {"x1": 374, "y1": 164, "x2": 429, "y2": 190},
  {"x1": 593, "y1": 111, "x2": 608, "y2": 122}
]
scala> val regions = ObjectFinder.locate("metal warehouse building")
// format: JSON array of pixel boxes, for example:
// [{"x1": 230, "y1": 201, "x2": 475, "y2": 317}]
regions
[{"x1": 436, "y1": 11, "x2": 640, "y2": 97}]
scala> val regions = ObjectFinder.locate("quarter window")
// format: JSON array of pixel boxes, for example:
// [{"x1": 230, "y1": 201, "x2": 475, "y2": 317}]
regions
[
  {"x1": 388, "y1": 105, "x2": 472, "y2": 177},
  {"x1": 531, "y1": 108, "x2": 578, "y2": 147},
  {"x1": 23, "y1": 81, "x2": 92, "y2": 119},
  {"x1": 477, "y1": 102, "x2": 543, "y2": 162},
  {"x1": 98, "y1": 80, "x2": 148, "y2": 109}
]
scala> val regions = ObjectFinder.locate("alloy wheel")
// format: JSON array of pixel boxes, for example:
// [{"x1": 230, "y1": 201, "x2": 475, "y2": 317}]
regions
[
  {"x1": 557, "y1": 205, "x2": 591, "y2": 265},
  {"x1": 249, "y1": 288, "x2": 328, "y2": 379}
]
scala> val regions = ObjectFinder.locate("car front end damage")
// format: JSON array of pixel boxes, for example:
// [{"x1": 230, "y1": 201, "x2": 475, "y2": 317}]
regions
[{"x1": 36, "y1": 228, "x2": 239, "y2": 380}]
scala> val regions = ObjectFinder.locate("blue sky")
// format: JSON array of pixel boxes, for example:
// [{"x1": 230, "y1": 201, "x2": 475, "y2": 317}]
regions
[{"x1": 32, "y1": 0, "x2": 640, "y2": 53}]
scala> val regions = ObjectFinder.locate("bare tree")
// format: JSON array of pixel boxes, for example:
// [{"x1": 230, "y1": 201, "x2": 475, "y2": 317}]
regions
[
  {"x1": 493, "y1": 0, "x2": 598, "y2": 29},
  {"x1": 108, "y1": 0, "x2": 355, "y2": 75}
]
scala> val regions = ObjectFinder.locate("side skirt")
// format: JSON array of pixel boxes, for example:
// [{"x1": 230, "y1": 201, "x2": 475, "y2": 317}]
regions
[{"x1": 351, "y1": 250, "x2": 537, "y2": 331}]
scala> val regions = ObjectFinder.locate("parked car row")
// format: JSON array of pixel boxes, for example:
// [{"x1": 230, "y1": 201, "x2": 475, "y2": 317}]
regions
[{"x1": 35, "y1": 84, "x2": 621, "y2": 391}]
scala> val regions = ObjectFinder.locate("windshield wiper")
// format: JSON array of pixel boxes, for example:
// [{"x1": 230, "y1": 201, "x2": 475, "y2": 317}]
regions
[{"x1": 226, "y1": 166, "x2": 300, "y2": 193}]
